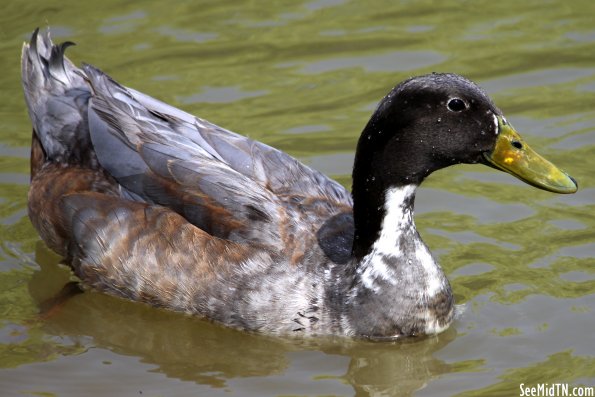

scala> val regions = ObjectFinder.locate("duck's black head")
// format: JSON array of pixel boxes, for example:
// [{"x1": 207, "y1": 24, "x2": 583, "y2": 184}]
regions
[
  {"x1": 355, "y1": 73, "x2": 502, "y2": 187},
  {"x1": 351, "y1": 73, "x2": 577, "y2": 259}
]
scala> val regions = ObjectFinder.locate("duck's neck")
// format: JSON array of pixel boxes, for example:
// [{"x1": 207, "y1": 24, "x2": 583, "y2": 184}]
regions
[
  {"x1": 347, "y1": 121, "x2": 454, "y2": 335},
  {"x1": 355, "y1": 183, "x2": 420, "y2": 288},
  {"x1": 364, "y1": 184, "x2": 417, "y2": 261},
  {"x1": 346, "y1": 183, "x2": 454, "y2": 337},
  {"x1": 351, "y1": 179, "x2": 417, "y2": 260},
  {"x1": 350, "y1": 116, "x2": 429, "y2": 260}
]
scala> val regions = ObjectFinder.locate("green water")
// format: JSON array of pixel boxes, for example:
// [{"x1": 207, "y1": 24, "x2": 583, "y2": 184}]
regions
[{"x1": 1, "y1": 1, "x2": 594, "y2": 396}]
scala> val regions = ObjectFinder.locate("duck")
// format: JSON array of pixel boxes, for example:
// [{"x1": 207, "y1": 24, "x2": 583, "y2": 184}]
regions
[{"x1": 21, "y1": 28, "x2": 577, "y2": 339}]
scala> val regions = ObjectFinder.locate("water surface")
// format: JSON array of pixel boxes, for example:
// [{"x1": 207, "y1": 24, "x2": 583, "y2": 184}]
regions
[{"x1": 1, "y1": 1, "x2": 594, "y2": 396}]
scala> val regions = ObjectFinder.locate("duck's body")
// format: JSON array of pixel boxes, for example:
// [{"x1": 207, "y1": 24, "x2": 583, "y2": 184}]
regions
[{"x1": 22, "y1": 29, "x2": 576, "y2": 338}]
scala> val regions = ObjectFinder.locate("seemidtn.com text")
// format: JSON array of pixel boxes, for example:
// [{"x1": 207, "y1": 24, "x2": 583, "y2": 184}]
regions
[{"x1": 520, "y1": 383, "x2": 594, "y2": 397}]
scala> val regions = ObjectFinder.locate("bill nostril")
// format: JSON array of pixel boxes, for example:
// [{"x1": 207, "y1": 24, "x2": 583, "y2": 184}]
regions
[{"x1": 511, "y1": 141, "x2": 523, "y2": 150}]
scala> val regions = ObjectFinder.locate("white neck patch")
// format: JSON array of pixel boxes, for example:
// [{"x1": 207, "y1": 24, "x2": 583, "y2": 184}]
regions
[
  {"x1": 375, "y1": 184, "x2": 416, "y2": 254},
  {"x1": 357, "y1": 184, "x2": 445, "y2": 299},
  {"x1": 357, "y1": 185, "x2": 416, "y2": 291}
]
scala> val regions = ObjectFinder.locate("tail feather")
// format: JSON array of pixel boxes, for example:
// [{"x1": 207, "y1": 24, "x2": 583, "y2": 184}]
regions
[
  {"x1": 21, "y1": 28, "x2": 97, "y2": 168},
  {"x1": 48, "y1": 41, "x2": 77, "y2": 84}
]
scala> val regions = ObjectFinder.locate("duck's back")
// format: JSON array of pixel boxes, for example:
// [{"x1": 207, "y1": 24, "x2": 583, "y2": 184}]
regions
[
  {"x1": 83, "y1": 63, "x2": 353, "y2": 247},
  {"x1": 22, "y1": 29, "x2": 356, "y2": 334}
]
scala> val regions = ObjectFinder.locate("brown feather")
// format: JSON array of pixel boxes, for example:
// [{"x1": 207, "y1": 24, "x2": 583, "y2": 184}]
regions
[
  {"x1": 28, "y1": 165, "x2": 118, "y2": 255},
  {"x1": 30, "y1": 130, "x2": 45, "y2": 181}
]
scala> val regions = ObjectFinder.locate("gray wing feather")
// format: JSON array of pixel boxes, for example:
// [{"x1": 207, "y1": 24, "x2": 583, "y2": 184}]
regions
[
  {"x1": 84, "y1": 64, "x2": 352, "y2": 245},
  {"x1": 127, "y1": 85, "x2": 352, "y2": 206},
  {"x1": 85, "y1": 65, "x2": 285, "y2": 244}
]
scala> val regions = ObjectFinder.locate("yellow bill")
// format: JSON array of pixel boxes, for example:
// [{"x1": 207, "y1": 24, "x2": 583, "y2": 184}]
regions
[{"x1": 483, "y1": 117, "x2": 577, "y2": 194}]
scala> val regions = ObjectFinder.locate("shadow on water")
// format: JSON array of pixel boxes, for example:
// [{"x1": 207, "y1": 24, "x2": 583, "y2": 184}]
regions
[{"x1": 27, "y1": 243, "x2": 461, "y2": 396}]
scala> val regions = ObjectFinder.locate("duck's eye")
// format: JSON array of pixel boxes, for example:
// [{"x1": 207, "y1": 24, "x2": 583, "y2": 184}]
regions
[{"x1": 447, "y1": 98, "x2": 467, "y2": 112}]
